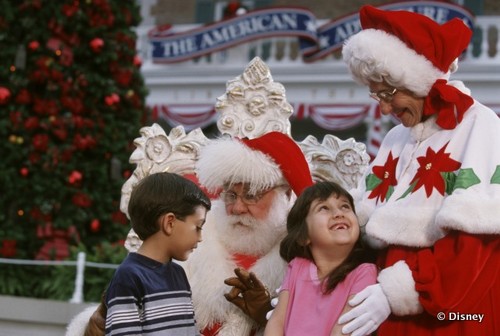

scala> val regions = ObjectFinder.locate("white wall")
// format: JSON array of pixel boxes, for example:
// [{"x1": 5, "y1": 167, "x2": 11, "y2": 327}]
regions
[{"x1": 0, "y1": 295, "x2": 96, "y2": 336}]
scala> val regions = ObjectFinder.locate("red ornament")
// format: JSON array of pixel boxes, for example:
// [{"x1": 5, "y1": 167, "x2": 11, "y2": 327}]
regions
[
  {"x1": 59, "y1": 47, "x2": 74, "y2": 67},
  {"x1": 32, "y1": 133, "x2": 49, "y2": 152},
  {"x1": 61, "y1": 96, "x2": 84, "y2": 114},
  {"x1": 46, "y1": 38, "x2": 63, "y2": 53},
  {"x1": 20, "y1": 167, "x2": 29, "y2": 177},
  {"x1": 0, "y1": 86, "x2": 11, "y2": 104},
  {"x1": 114, "y1": 69, "x2": 132, "y2": 86},
  {"x1": 28, "y1": 40, "x2": 40, "y2": 51},
  {"x1": 90, "y1": 219, "x2": 101, "y2": 232},
  {"x1": 90, "y1": 38, "x2": 104, "y2": 52},
  {"x1": 62, "y1": 3, "x2": 79, "y2": 17},
  {"x1": 68, "y1": 170, "x2": 83, "y2": 184},
  {"x1": 73, "y1": 133, "x2": 97, "y2": 150},
  {"x1": 9, "y1": 111, "x2": 22, "y2": 126},
  {"x1": 77, "y1": 74, "x2": 88, "y2": 87},
  {"x1": 15, "y1": 88, "x2": 32, "y2": 104},
  {"x1": 24, "y1": 116, "x2": 40, "y2": 130},
  {"x1": 104, "y1": 93, "x2": 120, "y2": 106},
  {"x1": 72, "y1": 192, "x2": 92, "y2": 208},
  {"x1": 111, "y1": 210, "x2": 128, "y2": 225},
  {"x1": 133, "y1": 55, "x2": 142, "y2": 67},
  {"x1": 0, "y1": 240, "x2": 17, "y2": 258},
  {"x1": 51, "y1": 118, "x2": 68, "y2": 141}
]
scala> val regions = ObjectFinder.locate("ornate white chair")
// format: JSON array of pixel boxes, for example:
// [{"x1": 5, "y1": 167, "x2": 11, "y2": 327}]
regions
[{"x1": 121, "y1": 56, "x2": 370, "y2": 252}]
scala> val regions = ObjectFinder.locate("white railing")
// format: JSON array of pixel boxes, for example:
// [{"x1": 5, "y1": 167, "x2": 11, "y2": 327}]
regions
[
  {"x1": 135, "y1": 16, "x2": 500, "y2": 68},
  {"x1": 0, "y1": 253, "x2": 118, "y2": 304},
  {"x1": 464, "y1": 16, "x2": 500, "y2": 63}
]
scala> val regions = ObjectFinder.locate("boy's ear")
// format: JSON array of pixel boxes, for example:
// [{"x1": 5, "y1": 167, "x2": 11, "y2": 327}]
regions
[{"x1": 161, "y1": 213, "x2": 176, "y2": 235}]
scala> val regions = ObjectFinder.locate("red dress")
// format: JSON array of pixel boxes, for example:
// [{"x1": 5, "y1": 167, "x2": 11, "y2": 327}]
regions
[{"x1": 377, "y1": 232, "x2": 500, "y2": 335}]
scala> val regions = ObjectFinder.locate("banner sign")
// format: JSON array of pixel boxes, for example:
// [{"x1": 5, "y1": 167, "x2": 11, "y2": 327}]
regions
[
  {"x1": 149, "y1": 7, "x2": 318, "y2": 63},
  {"x1": 301, "y1": 1, "x2": 475, "y2": 62},
  {"x1": 149, "y1": 1, "x2": 474, "y2": 64}
]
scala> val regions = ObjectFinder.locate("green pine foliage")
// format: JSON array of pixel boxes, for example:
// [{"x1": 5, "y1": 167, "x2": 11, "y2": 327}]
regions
[{"x1": 0, "y1": 0, "x2": 147, "y2": 301}]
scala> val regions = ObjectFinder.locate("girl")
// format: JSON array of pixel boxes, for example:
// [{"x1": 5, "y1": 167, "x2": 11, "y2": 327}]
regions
[{"x1": 265, "y1": 181, "x2": 377, "y2": 336}]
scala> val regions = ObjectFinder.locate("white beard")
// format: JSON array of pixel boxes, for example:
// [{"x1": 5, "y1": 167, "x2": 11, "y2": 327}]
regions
[
  {"x1": 212, "y1": 191, "x2": 294, "y2": 256},
  {"x1": 184, "y1": 190, "x2": 294, "y2": 334}
]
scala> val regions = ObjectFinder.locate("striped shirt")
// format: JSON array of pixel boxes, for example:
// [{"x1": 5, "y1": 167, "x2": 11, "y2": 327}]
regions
[{"x1": 105, "y1": 253, "x2": 199, "y2": 336}]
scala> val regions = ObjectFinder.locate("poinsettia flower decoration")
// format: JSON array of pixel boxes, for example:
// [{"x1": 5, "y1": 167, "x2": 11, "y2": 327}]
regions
[
  {"x1": 366, "y1": 151, "x2": 399, "y2": 203},
  {"x1": 409, "y1": 143, "x2": 461, "y2": 197}
]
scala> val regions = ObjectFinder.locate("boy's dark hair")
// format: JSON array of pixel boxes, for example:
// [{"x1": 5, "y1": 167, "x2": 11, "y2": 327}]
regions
[
  {"x1": 279, "y1": 181, "x2": 375, "y2": 294},
  {"x1": 128, "y1": 172, "x2": 211, "y2": 241}
]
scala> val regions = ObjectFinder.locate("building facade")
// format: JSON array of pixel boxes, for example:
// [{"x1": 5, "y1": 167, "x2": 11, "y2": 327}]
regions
[{"x1": 136, "y1": 0, "x2": 500, "y2": 157}]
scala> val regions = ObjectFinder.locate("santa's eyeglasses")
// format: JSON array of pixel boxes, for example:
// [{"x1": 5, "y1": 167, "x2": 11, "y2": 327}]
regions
[{"x1": 220, "y1": 185, "x2": 285, "y2": 205}]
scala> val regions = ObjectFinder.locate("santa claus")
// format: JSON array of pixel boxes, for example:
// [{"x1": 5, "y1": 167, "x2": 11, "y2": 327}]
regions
[{"x1": 185, "y1": 131, "x2": 314, "y2": 335}]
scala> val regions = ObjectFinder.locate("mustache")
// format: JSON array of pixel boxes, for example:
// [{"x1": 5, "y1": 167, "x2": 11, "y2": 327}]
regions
[{"x1": 226, "y1": 214, "x2": 261, "y2": 227}]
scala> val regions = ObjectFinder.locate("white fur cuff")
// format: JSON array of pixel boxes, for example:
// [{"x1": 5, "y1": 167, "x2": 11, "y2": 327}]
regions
[
  {"x1": 65, "y1": 305, "x2": 99, "y2": 336},
  {"x1": 377, "y1": 261, "x2": 423, "y2": 316},
  {"x1": 436, "y1": 190, "x2": 500, "y2": 234}
]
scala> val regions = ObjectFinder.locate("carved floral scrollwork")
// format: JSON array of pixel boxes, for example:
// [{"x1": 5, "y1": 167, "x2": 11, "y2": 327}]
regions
[
  {"x1": 120, "y1": 124, "x2": 209, "y2": 217},
  {"x1": 216, "y1": 57, "x2": 293, "y2": 139},
  {"x1": 121, "y1": 124, "x2": 209, "y2": 252},
  {"x1": 299, "y1": 134, "x2": 370, "y2": 190}
]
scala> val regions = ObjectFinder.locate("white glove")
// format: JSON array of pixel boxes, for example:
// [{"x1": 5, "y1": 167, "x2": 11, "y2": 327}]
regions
[
  {"x1": 337, "y1": 284, "x2": 390, "y2": 336},
  {"x1": 265, "y1": 288, "x2": 280, "y2": 320}
]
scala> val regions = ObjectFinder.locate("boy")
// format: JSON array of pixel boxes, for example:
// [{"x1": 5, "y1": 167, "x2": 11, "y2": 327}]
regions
[{"x1": 105, "y1": 172, "x2": 211, "y2": 335}]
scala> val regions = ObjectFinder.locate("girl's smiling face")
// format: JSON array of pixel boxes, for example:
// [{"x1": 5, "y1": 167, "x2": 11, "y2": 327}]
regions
[{"x1": 305, "y1": 194, "x2": 359, "y2": 250}]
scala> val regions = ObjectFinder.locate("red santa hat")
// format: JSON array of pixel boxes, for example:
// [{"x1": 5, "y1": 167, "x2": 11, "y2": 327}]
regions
[
  {"x1": 342, "y1": 5, "x2": 472, "y2": 97},
  {"x1": 195, "y1": 132, "x2": 313, "y2": 196}
]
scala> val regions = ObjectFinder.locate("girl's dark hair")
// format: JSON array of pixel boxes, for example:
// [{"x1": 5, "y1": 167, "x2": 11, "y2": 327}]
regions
[
  {"x1": 279, "y1": 181, "x2": 375, "y2": 294},
  {"x1": 128, "y1": 172, "x2": 211, "y2": 240}
]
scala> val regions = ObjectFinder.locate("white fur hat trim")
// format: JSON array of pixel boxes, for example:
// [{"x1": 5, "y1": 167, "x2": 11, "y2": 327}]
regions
[
  {"x1": 196, "y1": 137, "x2": 284, "y2": 194},
  {"x1": 343, "y1": 29, "x2": 446, "y2": 96}
]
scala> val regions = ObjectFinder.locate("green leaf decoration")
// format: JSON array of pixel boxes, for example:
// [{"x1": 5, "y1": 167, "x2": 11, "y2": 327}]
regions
[
  {"x1": 386, "y1": 186, "x2": 394, "y2": 201},
  {"x1": 365, "y1": 174, "x2": 382, "y2": 191},
  {"x1": 443, "y1": 171, "x2": 457, "y2": 195},
  {"x1": 397, "y1": 181, "x2": 417, "y2": 200},
  {"x1": 490, "y1": 165, "x2": 500, "y2": 184},
  {"x1": 454, "y1": 168, "x2": 481, "y2": 191}
]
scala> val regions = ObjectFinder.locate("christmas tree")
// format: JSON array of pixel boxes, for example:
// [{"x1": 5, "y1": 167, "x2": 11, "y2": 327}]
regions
[{"x1": 0, "y1": 0, "x2": 147, "y2": 300}]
